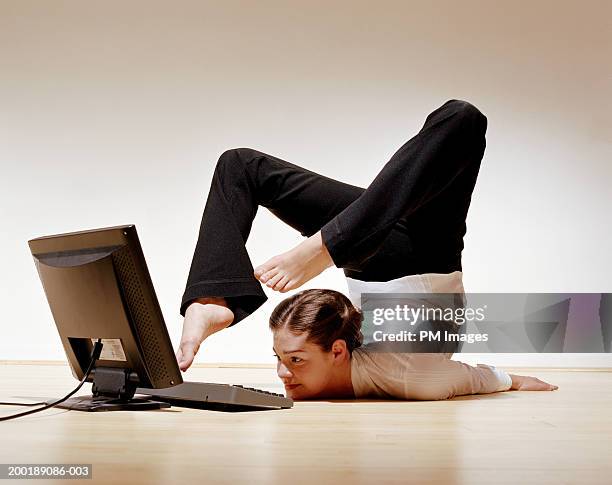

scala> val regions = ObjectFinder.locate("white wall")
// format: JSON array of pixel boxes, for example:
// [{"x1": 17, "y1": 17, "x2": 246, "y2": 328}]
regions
[{"x1": 1, "y1": 0, "x2": 610, "y2": 367}]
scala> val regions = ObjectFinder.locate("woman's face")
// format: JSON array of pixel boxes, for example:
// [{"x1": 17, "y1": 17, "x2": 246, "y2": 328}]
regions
[{"x1": 272, "y1": 326, "x2": 336, "y2": 400}]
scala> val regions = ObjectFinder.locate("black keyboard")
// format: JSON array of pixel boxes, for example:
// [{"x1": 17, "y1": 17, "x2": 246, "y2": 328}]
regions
[{"x1": 135, "y1": 381, "x2": 293, "y2": 411}]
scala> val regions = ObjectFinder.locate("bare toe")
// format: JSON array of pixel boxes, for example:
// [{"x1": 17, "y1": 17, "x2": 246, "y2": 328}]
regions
[
  {"x1": 283, "y1": 279, "x2": 297, "y2": 291},
  {"x1": 260, "y1": 269, "x2": 279, "y2": 283},
  {"x1": 273, "y1": 274, "x2": 290, "y2": 291},
  {"x1": 266, "y1": 272, "x2": 284, "y2": 289},
  {"x1": 254, "y1": 265, "x2": 268, "y2": 279}
]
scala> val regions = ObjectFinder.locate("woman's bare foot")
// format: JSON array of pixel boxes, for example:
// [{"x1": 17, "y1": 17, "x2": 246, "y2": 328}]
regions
[
  {"x1": 177, "y1": 297, "x2": 234, "y2": 371},
  {"x1": 253, "y1": 231, "x2": 334, "y2": 292}
]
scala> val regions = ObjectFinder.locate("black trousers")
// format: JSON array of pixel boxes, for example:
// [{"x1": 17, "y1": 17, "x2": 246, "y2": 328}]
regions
[{"x1": 181, "y1": 99, "x2": 488, "y2": 325}]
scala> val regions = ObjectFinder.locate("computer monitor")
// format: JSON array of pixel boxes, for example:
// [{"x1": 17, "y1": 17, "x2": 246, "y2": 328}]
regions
[{"x1": 28, "y1": 224, "x2": 183, "y2": 411}]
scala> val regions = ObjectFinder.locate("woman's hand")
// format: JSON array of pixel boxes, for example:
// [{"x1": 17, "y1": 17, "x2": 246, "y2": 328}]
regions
[{"x1": 509, "y1": 374, "x2": 559, "y2": 391}]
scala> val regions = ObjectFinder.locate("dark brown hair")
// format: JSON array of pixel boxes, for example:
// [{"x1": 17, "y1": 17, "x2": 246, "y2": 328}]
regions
[{"x1": 269, "y1": 289, "x2": 364, "y2": 354}]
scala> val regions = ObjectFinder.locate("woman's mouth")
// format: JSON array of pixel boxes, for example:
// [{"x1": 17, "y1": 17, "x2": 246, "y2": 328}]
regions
[{"x1": 284, "y1": 384, "x2": 301, "y2": 390}]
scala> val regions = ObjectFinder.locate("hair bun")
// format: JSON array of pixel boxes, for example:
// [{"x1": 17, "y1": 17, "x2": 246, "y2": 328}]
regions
[{"x1": 342, "y1": 305, "x2": 364, "y2": 350}]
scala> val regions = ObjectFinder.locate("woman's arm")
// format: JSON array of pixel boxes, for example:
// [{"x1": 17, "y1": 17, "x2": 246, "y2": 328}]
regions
[
  {"x1": 386, "y1": 355, "x2": 559, "y2": 400},
  {"x1": 353, "y1": 353, "x2": 559, "y2": 400}
]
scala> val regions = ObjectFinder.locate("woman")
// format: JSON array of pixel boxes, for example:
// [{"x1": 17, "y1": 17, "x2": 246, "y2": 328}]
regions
[
  {"x1": 175, "y1": 98, "x2": 557, "y2": 399},
  {"x1": 270, "y1": 288, "x2": 557, "y2": 400}
]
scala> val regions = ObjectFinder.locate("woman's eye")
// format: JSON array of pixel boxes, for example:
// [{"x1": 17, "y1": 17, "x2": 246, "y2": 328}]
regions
[{"x1": 273, "y1": 354, "x2": 302, "y2": 364}]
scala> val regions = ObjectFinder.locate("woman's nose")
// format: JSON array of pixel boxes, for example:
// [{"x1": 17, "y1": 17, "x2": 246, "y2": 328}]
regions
[{"x1": 277, "y1": 362, "x2": 292, "y2": 379}]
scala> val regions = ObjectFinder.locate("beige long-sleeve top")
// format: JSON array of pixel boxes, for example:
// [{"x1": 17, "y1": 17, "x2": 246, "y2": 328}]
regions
[
  {"x1": 350, "y1": 349, "x2": 512, "y2": 400},
  {"x1": 346, "y1": 271, "x2": 512, "y2": 400}
]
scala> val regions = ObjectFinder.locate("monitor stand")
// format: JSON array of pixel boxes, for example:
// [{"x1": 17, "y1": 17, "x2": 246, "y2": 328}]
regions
[
  {"x1": 51, "y1": 396, "x2": 170, "y2": 412},
  {"x1": 48, "y1": 367, "x2": 171, "y2": 412}
]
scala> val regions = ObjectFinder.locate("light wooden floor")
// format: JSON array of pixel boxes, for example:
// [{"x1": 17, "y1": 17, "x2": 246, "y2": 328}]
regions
[{"x1": 1, "y1": 362, "x2": 611, "y2": 485}]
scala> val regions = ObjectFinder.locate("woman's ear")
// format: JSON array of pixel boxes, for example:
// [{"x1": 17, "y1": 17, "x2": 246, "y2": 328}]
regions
[{"x1": 331, "y1": 339, "x2": 349, "y2": 361}]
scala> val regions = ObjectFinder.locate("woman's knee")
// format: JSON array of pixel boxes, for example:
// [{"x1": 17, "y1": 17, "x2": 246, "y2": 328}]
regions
[
  {"x1": 446, "y1": 99, "x2": 487, "y2": 134},
  {"x1": 216, "y1": 147, "x2": 258, "y2": 175}
]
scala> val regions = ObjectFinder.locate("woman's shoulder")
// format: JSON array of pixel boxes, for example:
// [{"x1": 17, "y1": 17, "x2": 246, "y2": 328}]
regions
[
  {"x1": 350, "y1": 347, "x2": 456, "y2": 400},
  {"x1": 353, "y1": 346, "x2": 452, "y2": 371}
]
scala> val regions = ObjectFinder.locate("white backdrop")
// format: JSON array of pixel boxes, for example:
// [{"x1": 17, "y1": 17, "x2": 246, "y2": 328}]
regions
[{"x1": 1, "y1": 1, "x2": 610, "y2": 368}]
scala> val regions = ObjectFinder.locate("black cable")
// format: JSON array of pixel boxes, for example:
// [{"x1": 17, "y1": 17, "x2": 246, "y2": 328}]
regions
[{"x1": 0, "y1": 340, "x2": 104, "y2": 422}]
